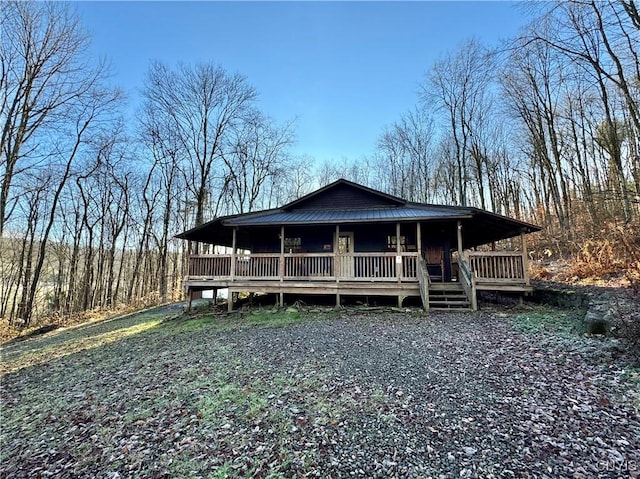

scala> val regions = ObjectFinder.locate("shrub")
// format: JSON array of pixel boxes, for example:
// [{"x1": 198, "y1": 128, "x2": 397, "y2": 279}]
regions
[{"x1": 609, "y1": 301, "x2": 640, "y2": 350}]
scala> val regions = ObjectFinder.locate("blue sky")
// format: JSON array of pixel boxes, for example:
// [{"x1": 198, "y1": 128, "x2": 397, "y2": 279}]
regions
[{"x1": 76, "y1": 1, "x2": 531, "y2": 164}]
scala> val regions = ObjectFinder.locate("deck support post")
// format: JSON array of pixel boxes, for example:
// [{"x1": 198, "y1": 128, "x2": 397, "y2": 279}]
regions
[
  {"x1": 227, "y1": 290, "x2": 234, "y2": 312},
  {"x1": 336, "y1": 292, "x2": 340, "y2": 307},
  {"x1": 187, "y1": 288, "x2": 193, "y2": 312},
  {"x1": 471, "y1": 286, "x2": 478, "y2": 311},
  {"x1": 279, "y1": 292, "x2": 284, "y2": 308}
]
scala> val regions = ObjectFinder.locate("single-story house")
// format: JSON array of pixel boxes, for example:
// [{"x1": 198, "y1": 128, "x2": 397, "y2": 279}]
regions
[{"x1": 176, "y1": 179, "x2": 541, "y2": 310}]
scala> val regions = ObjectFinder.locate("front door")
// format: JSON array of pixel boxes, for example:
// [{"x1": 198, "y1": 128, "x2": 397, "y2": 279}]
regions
[{"x1": 336, "y1": 231, "x2": 354, "y2": 278}]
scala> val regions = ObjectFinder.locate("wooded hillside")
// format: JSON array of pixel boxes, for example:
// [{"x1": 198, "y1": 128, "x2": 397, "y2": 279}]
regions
[{"x1": 1, "y1": 1, "x2": 638, "y2": 328}]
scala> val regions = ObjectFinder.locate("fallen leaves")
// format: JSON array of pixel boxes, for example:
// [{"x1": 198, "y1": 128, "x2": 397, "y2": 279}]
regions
[{"x1": 0, "y1": 306, "x2": 639, "y2": 478}]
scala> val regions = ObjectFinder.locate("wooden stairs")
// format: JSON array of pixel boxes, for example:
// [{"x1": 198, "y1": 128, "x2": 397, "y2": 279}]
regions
[
  {"x1": 417, "y1": 256, "x2": 474, "y2": 311},
  {"x1": 427, "y1": 282, "x2": 472, "y2": 310}
]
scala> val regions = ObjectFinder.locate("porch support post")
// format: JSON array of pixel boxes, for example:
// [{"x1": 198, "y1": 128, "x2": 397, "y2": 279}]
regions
[
  {"x1": 416, "y1": 222, "x2": 422, "y2": 257},
  {"x1": 280, "y1": 225, "x2": 285, "y2": 281},
  {"x1": 396, "y1": 222, "x2": 402, "y2": 282},
  {"x1": 186, "y1": 240, "x2": 192, "y2": 277},
  {"x1": 521, "y1": 232, "x2": 530, "y2": 286},
  {"x1": 335, "y1": 224, "x2": 340, "y2": 282},
  {"x1": 228, "y1": 228, "x2": 237, "y2": 312},
  {"x1": 335, "y1": 224, "x2": 340, "y2": 307},
  {"x1": 230, "y1": 227, "x2": 237, "y2": 280},
  {"x1": 456, "y1": 221, "x2": 463, "y2": 257}
]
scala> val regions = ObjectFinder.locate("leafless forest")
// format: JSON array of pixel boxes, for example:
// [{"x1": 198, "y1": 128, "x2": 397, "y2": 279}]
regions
[{"x1": 1, "y1": 1, "x2": 639, "y2": 328}]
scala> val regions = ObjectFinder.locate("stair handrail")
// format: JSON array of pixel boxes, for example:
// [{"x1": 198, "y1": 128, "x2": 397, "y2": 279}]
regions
[
  {"x1": 458, "y1": 256, "x2": 478, "y2": 311},
  {"x1": 417, "y1": 256, "x2": 431, "y2": 311}
]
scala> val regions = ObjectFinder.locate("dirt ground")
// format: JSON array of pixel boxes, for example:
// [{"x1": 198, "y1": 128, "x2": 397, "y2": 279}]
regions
[{"x1": 1, "y1": 303, "x2": 639, "y2": 478}]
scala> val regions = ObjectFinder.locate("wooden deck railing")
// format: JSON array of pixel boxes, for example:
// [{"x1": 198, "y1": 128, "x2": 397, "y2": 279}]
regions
[
  {"x1": 402, "y1": 255, "x2": 417, "y2": 279},
  {"x1": 351, "y1": 253, "x2": 396, "y2": 279},
  {"x1": 235, "y1": 254, "x2": 280, "y2": 278},
  {"x1": 466, "y1": 252, "x2": 527, "y2": 283},
  {"x1": 187, "y1": 251, "x2": 526, "y2": 289},
  {"x1": 188, "y1": 252, "x2": 418, "y2": 281},
  {"x1": 285, "y1": 254, "x2": 333, "y2": 278},
  {"x1": 188, "y1": 255, "x2": 232, "y2": 277}
]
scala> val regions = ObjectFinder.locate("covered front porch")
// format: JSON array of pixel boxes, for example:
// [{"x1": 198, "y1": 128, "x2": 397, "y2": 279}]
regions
[
  {"x1": 177, "y1": 179, "x2": 540, "y2": 311},
  {"x1": 184, "y1": 221, "x2": 532, "y2": 311}
]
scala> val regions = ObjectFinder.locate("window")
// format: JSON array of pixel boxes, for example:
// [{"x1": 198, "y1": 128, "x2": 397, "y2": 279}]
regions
[
  {"x1": 387, "y1": 235, "x2": 406, "y2": 251},
  {"x1": 284, "y1": 237, "x2": 302, "y2": 253}
]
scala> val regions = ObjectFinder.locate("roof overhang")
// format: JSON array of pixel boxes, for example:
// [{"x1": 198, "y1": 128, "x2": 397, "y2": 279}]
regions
[
  {"x1": 175, "y1": 207, "x2": 539, "y2": 249},
  {"x1": 174, "y1": 178, "x2": 541, "y2": 249}
]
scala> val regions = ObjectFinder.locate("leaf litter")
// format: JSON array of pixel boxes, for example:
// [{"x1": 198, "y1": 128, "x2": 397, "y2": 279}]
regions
[{"x1": 1, "y1": 305, "x2": 638, "y2": 478}]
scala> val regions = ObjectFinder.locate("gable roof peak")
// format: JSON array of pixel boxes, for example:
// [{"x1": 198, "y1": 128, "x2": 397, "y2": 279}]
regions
[{"x1": 282, "y1": 178, "x2": 407, "y2": 211}]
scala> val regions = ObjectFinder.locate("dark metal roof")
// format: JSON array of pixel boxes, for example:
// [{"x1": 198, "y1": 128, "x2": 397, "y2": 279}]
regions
[
  {"x1": 229, "y1": 205, "x2": 470, "y2": 226},
  {"x1": 174, "y1": 179, "x2": 542, "y2": 248}
]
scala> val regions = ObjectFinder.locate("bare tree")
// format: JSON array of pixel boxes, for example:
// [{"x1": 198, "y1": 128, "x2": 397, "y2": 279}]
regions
[
  {"x1": 219, "y1": 111, "x2": 294, "y2": 214},
  {"x1": 0, "y1": 2, "x2": 120, "y2": 324},
  {"x1": 421, "y1": 39, "x2": 495, "y2": 207},
  {"x1": 375, "y1": 108, "x2": 435, "y2": 202},
  {"x1": 275, "y1": 155, "x2": 316, "y2": 204},
  {"x1": 0, "y1": 2, "x2": 110, "y2": 235},
  {"x1": 137, "y1": 86, "x2": 193, "y2": 301},
  {"x1": 501, "y1": 33, "x2": 573, "y2": 231},
  {"x1": 142, "y1": 61, "x2": 257, "y2": 227},
  {"x1": 504, "y1": 0, "x2": 640, "y2": 229},
  {"x1": 534, "y1": 1, "x2": 640, "y2": 138}
]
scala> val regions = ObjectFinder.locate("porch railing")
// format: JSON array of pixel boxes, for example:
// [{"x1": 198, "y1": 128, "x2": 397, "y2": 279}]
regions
[
  {"x1": 235, "y1": 254, "x2": 280, "y2": 279},
  {"x1": 466, "y1": 252, "x2": 528, "y2": 284},
  {"x1": 347, "y1": 253, "x2": 400, "y2": 280},
  {"x1": 187, "y1": 251, "x2": 527, "y2": 286},
  {"x1": 188, "y1": 255, "x2": 232, "y2": 277},
  {"x1": 188, "y1": 252, "x2": 418, "y2": 281},
  {"x1": 285, "y1": 253, "x2": 333, "y2": 279}
]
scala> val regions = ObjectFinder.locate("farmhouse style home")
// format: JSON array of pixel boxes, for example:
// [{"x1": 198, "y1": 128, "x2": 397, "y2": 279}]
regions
[{"x1": 176, "y1": 179, "x2": 541, "y2": 311}]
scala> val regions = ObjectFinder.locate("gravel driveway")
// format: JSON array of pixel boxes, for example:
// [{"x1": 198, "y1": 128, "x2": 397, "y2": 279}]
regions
[
  {"x1": 226, "y1": 311, "x2": 639, "y2": 478},
  {"x1": 1, "y1": 307, "x2": 639, "y2": 478}
]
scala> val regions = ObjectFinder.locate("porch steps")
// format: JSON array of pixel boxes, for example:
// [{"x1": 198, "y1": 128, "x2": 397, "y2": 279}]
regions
[{"x1": 427, "y1": 283, "x2": 471, "y2": 310}]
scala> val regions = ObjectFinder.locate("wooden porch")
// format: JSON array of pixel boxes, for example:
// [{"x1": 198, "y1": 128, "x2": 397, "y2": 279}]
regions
[
  {"x1": 177, "y1": 179, "x2": 541, "y2": 311},
  {"x1": 184, "y1": 248, "x2": 532, "y2": 311}
]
